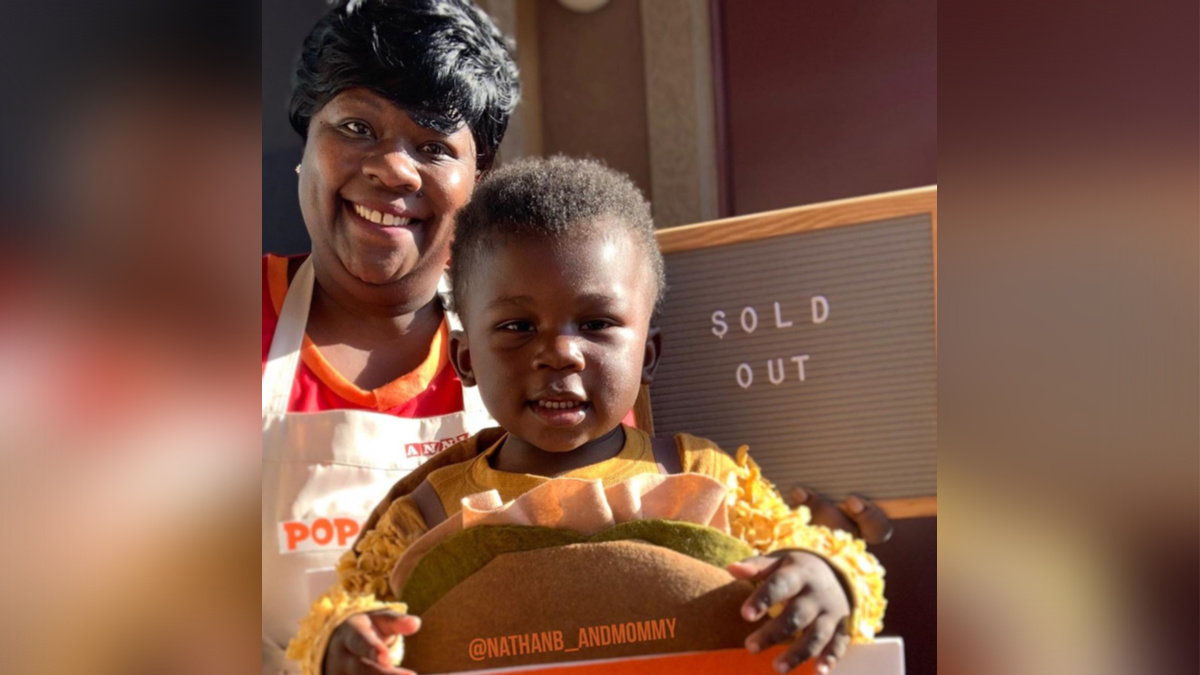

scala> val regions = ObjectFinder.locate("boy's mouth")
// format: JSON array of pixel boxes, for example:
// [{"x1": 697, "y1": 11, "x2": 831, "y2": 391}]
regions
[{"x1": 528, "y1": 399, "x2": 589, "y2": 426}]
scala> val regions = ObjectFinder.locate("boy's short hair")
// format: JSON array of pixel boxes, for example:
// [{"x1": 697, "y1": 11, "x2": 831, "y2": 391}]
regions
[
  {"x1": 289, "y1": 0, "x2": 520, "y2": 172},
  {"x1": 450, "y1": 155, "x2": 666, "y2": 315}
]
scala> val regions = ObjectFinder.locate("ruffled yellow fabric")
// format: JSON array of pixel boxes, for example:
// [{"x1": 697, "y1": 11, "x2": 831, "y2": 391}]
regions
[
  {"x1": 724, "y1": 445, "x2": 887, "y2": 643},
  {"x1": 285, "y1": 497, "x2": 428, "y2": 675},
  {"x1": 284, "y1": 586, "x2": 408, "y2": 674},
  {"x1": 339, "y1": 497, "x2": 428, "y2": 596}
]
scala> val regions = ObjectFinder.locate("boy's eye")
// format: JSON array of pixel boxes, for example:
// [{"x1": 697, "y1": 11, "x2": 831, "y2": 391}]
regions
[
  {"x1": 498, "y1": 320, "x2": 535, "y2": 333},
  {"x1": 581, "y1": 319, "x2": 615, "y2": 331},
  {"x1": 339, "y1": 120, "x2": 375, "y2": 138}
]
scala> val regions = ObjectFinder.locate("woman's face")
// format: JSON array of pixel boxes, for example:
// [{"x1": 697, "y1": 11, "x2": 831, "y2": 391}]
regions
[{"x1": 298, "y1": 87, "x2": 477, "y2": 301}]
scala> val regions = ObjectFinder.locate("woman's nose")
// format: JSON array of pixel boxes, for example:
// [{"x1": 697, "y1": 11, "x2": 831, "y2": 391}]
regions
[
  {"x1": 535, "y1": 333, "x2": 585, "y2": 371},
  {"x1": 363, "y1": 147, "x2": 422, "y2": 193}
]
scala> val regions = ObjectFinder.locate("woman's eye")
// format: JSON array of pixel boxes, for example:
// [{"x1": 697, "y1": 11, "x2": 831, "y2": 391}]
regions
[
  {"x1": 339, "y1": 120, "x2": 374, "y2": 138},
  {"x1": 420, "y1": 142, "x2": 451, "y2": 157}
]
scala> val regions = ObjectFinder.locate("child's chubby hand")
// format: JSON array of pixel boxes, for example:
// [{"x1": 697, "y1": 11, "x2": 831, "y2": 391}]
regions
[
  {"x1": 728, "y1": 551, "x2": 852, "y2": 675},
  {"x1": 324, "y1": 610, "x2": 421, "y2": 675}
]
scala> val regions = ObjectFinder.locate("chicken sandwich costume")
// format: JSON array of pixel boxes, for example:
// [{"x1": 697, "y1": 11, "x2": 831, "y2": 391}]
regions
[{"x1": 287, "y1": 426, "x2": 887, "y2": 674}]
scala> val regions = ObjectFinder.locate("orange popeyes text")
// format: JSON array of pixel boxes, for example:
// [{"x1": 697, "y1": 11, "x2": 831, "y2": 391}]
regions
[{"x1": 278, "y1": 517, "x2": 362, "y2": 554}]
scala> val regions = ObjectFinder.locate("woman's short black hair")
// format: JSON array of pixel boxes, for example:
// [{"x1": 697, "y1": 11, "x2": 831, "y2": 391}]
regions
[
  {"x1": 450, "y1": 156, "x2": 665, "y2": 316},
  {"x1": 289, "y1": 0, "x2": 520, "y2": 171}
]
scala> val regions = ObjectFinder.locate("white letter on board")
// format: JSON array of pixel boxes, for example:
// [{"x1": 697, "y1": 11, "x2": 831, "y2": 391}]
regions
[
  {"x1": 791, "y1": 355, "x2": 810, "y2": 381},
  {"x1": 711, "y1": 310, "x2": 728, "y2": 339},
  {"x1": 811, "y1": 296, "x2": 830, "y2": 324},
  {"x1": 774, "y1": 302, "x2": 794, "y2": 328},
  {"x1": 767, "y1": 358, "x2": 786, "y2": 385},
  {"x1": 736, "y1": 363, "x2": 753, "y2": 389},
  {"x1": 740, "y1": 307, "x2": 758, "y2": 334}
]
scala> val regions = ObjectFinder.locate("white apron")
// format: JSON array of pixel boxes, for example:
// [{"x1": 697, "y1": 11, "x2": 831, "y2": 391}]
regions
[{"x1": 261, "y1": 258, "x2": 492, "y2": 674}]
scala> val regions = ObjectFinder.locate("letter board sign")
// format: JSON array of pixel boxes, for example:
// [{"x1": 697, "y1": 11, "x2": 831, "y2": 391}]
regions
[{"x1": 647, "y1": 187, "x2": 937, "y2": 509}]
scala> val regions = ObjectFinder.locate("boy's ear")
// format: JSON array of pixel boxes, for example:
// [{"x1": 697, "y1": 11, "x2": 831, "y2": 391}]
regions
[
  {"x1": 640, "y1": 326, "x2": 663, "y2": 385},
  {"x1": 448, "y1": 329, "x2": 477, "y2": 387}
]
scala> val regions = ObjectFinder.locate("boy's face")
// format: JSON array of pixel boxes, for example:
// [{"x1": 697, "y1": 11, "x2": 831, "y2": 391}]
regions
[{"x1": 450, "y1": 226, "x2": 662, "y2": 453}]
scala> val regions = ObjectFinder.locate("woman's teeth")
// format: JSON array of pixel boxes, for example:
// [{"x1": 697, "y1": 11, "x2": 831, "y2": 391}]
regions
[
  {"x1": 536, "y1": 400, "x2": 584, "y2": 410},
  {"x1": 353, "y1": 203, "x2": 412, "y2": 227}
]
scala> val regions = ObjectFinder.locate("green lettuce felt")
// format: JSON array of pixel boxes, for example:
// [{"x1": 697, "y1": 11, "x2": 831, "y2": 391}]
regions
[{"x1": 589, "y1": 520, "x2": 752, "y2": 568}]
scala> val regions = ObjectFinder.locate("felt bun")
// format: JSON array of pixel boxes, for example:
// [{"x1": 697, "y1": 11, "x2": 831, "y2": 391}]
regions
[{"x1": 402, "y1": 539, "x2": 763, "y2": 673}]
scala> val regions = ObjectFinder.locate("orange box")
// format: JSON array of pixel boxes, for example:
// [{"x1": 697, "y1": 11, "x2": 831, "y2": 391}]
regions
[{"x1": 457, "y1": 638, "x2": 905, "y2": 675}]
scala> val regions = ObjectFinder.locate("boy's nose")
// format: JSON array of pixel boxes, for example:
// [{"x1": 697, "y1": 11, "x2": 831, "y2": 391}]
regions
[{"x1": 535, "y1": 334, "x2": 585, "y2": 371}]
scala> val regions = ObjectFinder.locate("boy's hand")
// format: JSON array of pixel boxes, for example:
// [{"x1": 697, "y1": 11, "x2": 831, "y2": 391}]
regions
[
  {"x1": 786, "y1": 486, "x2": 894, "y2": 545},
  {"x1": 729, "y1": 552, "x2": 851, "y2": 675},
  {"x1": 324, "y1": 610, "x2": 420, "y2": 675}
]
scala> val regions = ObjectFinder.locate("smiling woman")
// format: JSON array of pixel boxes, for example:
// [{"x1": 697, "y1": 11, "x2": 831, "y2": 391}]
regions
[
  {"x1": 261, "y1": 2, "x2": 519, "y2": 673},
  {"x1": 298, "y1": 87, "x2": 476, "y2": 302}
]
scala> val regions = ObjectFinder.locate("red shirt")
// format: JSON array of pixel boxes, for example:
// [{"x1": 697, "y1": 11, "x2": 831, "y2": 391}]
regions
[{"x1": 262, "y1": 255, "x2": 464, "y2": 416}]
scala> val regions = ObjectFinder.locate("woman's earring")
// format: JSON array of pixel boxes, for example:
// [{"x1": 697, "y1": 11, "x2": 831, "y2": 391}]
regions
[{"x1": 295, "y1": 164, "x2": 301, "y2": 175}]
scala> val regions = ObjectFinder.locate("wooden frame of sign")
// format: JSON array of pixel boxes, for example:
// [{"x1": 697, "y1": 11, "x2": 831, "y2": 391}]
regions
[{"x1": 634, "y1": 186, "x2": 937, "y2": 519}]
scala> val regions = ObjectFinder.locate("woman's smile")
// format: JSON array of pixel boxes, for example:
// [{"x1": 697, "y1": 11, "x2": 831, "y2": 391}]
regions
[
  {"x1": 342, "y1": 199, "x2": 425, "y2": 240},
  {"x1": 348, "y1": 201, "x2": 422, "y2": 228}
]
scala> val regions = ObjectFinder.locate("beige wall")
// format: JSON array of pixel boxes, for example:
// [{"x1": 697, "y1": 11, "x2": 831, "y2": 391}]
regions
[
  {"x1": 490, "y1": 0, "x2": 718, "y2": 228},
  {"x1": 534, "y1": 0, "x2": 654, "y2": 203}
]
